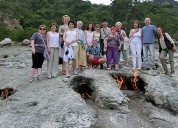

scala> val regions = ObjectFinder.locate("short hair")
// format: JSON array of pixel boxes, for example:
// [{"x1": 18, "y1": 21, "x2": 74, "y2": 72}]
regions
[
  {"x1": 68, "y1": 20, "x2": 75, "y2": 27},
  {"x1": 95, "y1": 24, "x2": 100, "y2": 28},
  {"x1": 86, "y1": 22, "x2": 94, "y2": 31},
  {"x1": 111, "y1": 26, "x2": 117, "y2": 31},
  {"x1": 77, "y1": 21, "x2": 83, "y2": 25},
  {"x1": 62, "y1": 15, "x2": 70, "y2": 21},
  {"x1": 50, "y1": 23, "x2": 57, "y2": 28},
  {"x1": 39, "y1": 25, "x2": 46, "y2": 29},
  {"x1": 134, "y1": 20, "x2": 140, "y2": 28},
  {"x1": 115, "y1": 22, "x2": 122, "y2": 26}
]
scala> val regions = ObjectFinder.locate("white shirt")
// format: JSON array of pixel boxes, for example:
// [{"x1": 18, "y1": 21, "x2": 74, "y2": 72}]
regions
[
  {"x1": 48, "y1": 31, "x2": 59, "y2": 48},
  {"x1": 65, "y1": 30, "x2": 77, "y2": 46}
]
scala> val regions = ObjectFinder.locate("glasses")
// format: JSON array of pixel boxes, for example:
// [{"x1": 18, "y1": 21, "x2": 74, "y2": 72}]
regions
[
  {"x1": 92, "y1": 40, "x2": 97, "y2": 42},
  {"x1": 40, "y1": 28, "x2": 45, "y2": 30}
]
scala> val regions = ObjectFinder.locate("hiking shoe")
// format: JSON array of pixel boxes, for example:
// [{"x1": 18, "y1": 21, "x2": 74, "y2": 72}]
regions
[
  {"x1": 37, "y1": 75, "x2": 41, "y2": 80},
  {"x1": 28, "y1": 76, "x2": 34, "y2": 83},
  {"x1": 170, "y1": 73, "x2": 174, "y2": 77},
  {"x1": 66, "y1": 74, "x2": 70, "y2": 78},
  {"x1": 144, "y1": 67, "x2": 149, "y2": 70}
]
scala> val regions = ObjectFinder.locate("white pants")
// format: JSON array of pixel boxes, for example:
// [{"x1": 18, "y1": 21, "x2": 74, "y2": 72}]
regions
[
  {"x1": 47, "y1": 47, "x2": 59, "y2": 77},
  {"x1": 130, "y1": 41, "x2": 142, "y2": 68}
]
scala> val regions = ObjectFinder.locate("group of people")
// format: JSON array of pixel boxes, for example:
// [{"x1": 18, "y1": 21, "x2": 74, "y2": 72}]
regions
[{"x1": 28, "y1": 15, "x2": 177, "y2": 82}]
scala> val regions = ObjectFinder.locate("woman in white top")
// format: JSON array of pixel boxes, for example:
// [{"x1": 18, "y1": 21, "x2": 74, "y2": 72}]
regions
[
  {"x1": 84, "y1": 22, "x2": 94, "y2": 67},
  {"x1": 46, "y1": 23, "x2": 59, "y2": 78},
  {"x1": 63, "y1": 20, "x2": 78, "y2": 78},
  {"x1": 84, "y1": 22, "x2": 94, "y2": 47},
  {"x1": 58, "y1": 15, "x2": 70, "y2": 75},
  {"x1": 129, "y1": 20, "x2": 142, "y2": 70}
]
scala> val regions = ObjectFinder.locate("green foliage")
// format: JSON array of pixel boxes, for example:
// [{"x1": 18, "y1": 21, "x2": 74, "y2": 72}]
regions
[
  {"x1": 0, "y1": 0, "x2": 178, "y2": 41},
  {"x1": 0, "y1": 24, "x2": 12, "y2": 41}
]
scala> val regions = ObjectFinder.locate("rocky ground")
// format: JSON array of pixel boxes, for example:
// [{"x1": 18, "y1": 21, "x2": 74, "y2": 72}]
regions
[{"x1": 0, "y1": 44, "x2": 178, "y2": 128}]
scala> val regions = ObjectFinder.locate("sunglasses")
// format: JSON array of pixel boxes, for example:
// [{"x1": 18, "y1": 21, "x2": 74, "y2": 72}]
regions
[{"x1": 40, "y1": 28, "x2": 45, "y2": 30}]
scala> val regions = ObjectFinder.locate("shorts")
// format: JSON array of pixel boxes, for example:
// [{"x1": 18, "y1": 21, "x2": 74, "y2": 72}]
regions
[{"x1": 92, "y1": 57, "x2": 99, "y2": 65}]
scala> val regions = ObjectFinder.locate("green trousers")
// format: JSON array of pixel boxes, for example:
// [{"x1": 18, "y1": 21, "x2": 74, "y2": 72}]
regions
[{"x1": 160, "y1": 49, "x2": 174, "y2": 73}]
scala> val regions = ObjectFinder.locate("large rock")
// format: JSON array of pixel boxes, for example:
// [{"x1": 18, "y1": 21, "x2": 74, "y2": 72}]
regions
[
  {"x1": 0, "y1": 79, "x2": 97, "y2": 128},
  {"x1": 144, "y1": 75, "x2": 178, "y2": 114},
  {"x1": 22, "y1": 39, "x2": 30, "y2": 45},
  {"x1": 84, "y1": 69, "x2": 130, "y2": 113},
  {"x1": 0, "y1": 38, "x2": 12, "y2": 46}
]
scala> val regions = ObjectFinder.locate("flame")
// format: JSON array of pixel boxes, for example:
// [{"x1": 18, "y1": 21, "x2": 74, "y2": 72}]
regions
[
  {"x1": 113, "y1": 74, "x2": 127, "y2": 89},
  {"x1": 81, "y1": 92, "x2": 92, "y2": 99},
  {"x1": 131, "y1": 69, "x2": 140, "y2": 90}
]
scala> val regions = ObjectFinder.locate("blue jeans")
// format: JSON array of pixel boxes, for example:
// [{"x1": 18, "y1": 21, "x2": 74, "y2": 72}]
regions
[{"x1": 143, "y1": 44, "x2": 155, "y2": 68}]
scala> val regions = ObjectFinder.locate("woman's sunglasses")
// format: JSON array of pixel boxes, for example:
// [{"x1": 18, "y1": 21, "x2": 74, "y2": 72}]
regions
[{"x1": 40, "y1": 28, "x2": 46, "y2": 30}]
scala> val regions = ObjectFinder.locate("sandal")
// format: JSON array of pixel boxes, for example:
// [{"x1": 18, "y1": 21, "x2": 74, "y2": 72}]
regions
[
  {"x1": 62, "y1": 70, "x2": 66, "y2": 75},
  {"x1": 115, "y1": 65, "x2": 119, "y2": 70},
  {"x1": 107, "y1": 67, "x2": 111, "y2": 70}
]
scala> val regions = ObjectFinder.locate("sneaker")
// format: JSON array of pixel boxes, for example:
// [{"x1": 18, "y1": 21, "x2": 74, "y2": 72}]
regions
[
  {"x1": 162, "y1": 71, "x2": 168, "y2": 75},
  {"x1": 66, "y1": 74, "x2": 70, "y2": 78},
  {"x1": 170, "y1": 73, "x2": 174, "y2": 77},
  {"x1": 132, "y1": 67, "x2": 136, "y2": 70},
  {"x1": 125, "y1": 63, "x2": 130, "y2": 67},
  {"x1": 28, "y1": 76, "x2": 34, "y2": 83},
  {"x1": 73, "y1": 71, "x2": 78, "y2": 75},
  {"x1": 37, "y1": 75, "x2": 41, "y2": 80},
  {"x1": 138, "y1": 67, "x2": 141, "y2": 70}
]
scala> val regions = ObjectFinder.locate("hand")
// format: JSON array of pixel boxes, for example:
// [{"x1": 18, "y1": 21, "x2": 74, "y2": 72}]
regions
[
  {"x1": 48, "y1": 48, "x2": 50, "y2": 53},
  {"x1": 118, "y1": 46, "x2": 121, "y2": 50},
  {"x1": 172, "y1": 45, "x2": 176, "y2": 51},
  {"x1": 66, "y1": 42, "x2": 70, "y2": 47},
  {"x1": 32, "y1": 48, "x2": 36, "y2": 54}
]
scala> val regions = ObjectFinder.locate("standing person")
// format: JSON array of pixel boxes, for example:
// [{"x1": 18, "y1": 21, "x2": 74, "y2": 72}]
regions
[
  {"x1": 115, "y1": 21, "x2": 130, "y2": 67},
  {"x1": 46, "y1": 23, "x2": 59, "y2": 78},
  {"x1": 59, "y1": 15, "x2": 70, "y2": 75},
  {"x1": 129, "y1": 20, "x2": 142, "y2": 70},
  {"x1": 63, "y1": 20, "x2": 79, "y2": 78},
  {"x1": 142, "y1": 17, "x2": 157, "y2": 70},
  {"x1": 93, "y1": 24, "x2": 101, "y2": 47},
  {"x1": 156, "y1": 27, "x2": 176, "y2": 77},
  {"x1": 75, "y1": 21, "x2": 86, "y2": 71},
  {"x1": 86, "y1": 38, "x2": 106, "y2": 69},
  {"x1": 104, "y1": 26, "x2": 120, "y2": 70},
  {"x1": 100, "y1": 19, "x2": 111, "y2": 69},
  {"x1": 84, "y1": 22, "x2": 94, "y2": 67},
  {"x1": 29, "y1": 25, "x2": 47, "y2": 83}
]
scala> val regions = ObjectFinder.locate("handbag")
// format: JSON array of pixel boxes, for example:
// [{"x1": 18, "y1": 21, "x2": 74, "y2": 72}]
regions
[{"x1": 40, "y1": 34, "x2": 50, "y2": 61}]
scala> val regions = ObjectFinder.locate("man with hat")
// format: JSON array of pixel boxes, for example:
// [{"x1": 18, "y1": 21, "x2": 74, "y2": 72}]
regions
[{"x1": 100, "y1": 19, "x2": 111, "y2": 69}]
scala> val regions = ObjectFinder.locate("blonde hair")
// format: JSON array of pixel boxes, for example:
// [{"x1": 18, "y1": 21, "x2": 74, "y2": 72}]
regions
[
  {"x1": 115, "y1": 22, "x2": 122, "y2": 26},
  {"x1": 39, "y1": 25, "x2": 46, "y2": 29},
  {"x1": 95, "y1": 24, "x2": 100, "y2": 28},
  {"x1": 62, "y1": 15, "x2": 70, "y2": 21}
]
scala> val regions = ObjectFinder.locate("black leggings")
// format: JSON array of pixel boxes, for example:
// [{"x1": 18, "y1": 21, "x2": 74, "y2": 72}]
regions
[{"x1": 32, "y1": 52, "x2": 44, "y2": 68}]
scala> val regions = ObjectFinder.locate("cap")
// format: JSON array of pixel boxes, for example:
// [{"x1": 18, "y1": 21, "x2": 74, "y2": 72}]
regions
[{"x1": 102, "y1": 19, "x2": 107, "y2": 22}]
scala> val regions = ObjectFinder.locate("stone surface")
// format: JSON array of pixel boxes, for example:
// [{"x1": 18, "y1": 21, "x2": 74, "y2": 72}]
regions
[
  {"x1": 0, "y1": 44, "x2": 178, "y2": 128},
  {"x1": 22, "y1": 39, "x2": 30, "y2": 45},
  {"x1": 0, "y1": 38, "x2": 12, "y2": 46}
]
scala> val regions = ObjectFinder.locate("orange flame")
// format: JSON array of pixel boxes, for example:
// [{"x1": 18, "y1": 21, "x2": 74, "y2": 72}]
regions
[
  {"x1": 113, "y1": 74, "x2": 127, "y2": 89},
  {"x1": 131, "y1": 69, "x2": 140, "y2": 90},
  {"x1": 81, "y1": 92, "x2": 92, "y2": 99}
]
